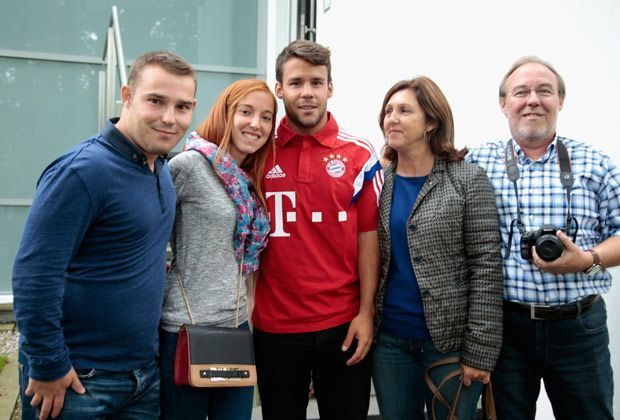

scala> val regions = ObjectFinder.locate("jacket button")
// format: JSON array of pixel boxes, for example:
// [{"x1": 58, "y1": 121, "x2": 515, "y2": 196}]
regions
[
  {"x1": 413, "y1": 256, "x2": 423, "y2": 264},
  {"x1": 409, "y1": 224, "x2": 416, "y2": 231}
]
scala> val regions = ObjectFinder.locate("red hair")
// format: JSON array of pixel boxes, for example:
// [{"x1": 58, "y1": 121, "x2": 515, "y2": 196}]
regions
[{"x1": 195, "y1": 79, "x2": 277, "y2": 207}]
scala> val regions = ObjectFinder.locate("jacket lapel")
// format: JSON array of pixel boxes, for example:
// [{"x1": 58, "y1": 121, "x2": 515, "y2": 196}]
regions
[
  {"x1": 379, "y1": 163, "x2": 395, "y2": 234},
  {"x1": 411, "y1": 159, "x2": 444, "y2": 214}
]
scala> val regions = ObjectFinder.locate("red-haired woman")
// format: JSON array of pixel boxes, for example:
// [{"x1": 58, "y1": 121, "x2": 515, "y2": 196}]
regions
[{"x1": 159, "y1": 79, "x2": 276, "y2": 419}]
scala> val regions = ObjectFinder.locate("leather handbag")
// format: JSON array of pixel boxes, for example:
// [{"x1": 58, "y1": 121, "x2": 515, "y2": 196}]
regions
[
  {"x1": 424, "y1": 356, "x2": 497, "y2": 420},
  {"x1": 173, "y1": 261, "x2": 257, "y2": 388}
]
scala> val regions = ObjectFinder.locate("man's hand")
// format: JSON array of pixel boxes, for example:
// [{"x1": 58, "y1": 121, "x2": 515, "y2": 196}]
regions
[
  {"x1": 25, "y1": 368, "x2": 85, "y2": 420},
  {"x1": 532, "y1": 230, "x2": 592, "y2": 274},
  {"x1": 460, "y1": 363, "x2": 490, "y2": 387},
  {"x1": 341, "y1": 311, "x2": 374, "y2": 366}
]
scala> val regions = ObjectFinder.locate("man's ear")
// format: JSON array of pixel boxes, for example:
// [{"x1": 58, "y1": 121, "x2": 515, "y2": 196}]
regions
[
  {"x1": 327, "y1": 81, "x2": 333, "y2": 99},
  {"x1": 499, "y1": 97, "x2": 507, "y2": 116},
  {"x1": 275, "y1": 82, "x2": 283, "y2": 99},
  {"x1": 121, "y1": 84, "x2": 132, "y2": 106}
]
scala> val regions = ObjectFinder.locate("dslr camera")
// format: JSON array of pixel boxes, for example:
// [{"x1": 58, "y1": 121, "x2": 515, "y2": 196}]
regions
[{"x1": 520, "y1": 224, "x2": 566, "y2": 262}]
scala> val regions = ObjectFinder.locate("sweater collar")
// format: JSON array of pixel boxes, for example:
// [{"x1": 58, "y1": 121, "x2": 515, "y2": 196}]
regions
[{"x1": 103, "y1": 118, "x2": 166, "y2": 170}]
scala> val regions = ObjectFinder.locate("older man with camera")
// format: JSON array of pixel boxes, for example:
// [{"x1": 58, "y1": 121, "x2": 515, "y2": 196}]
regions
[{"x1": 467, "y1": 56, "x2": 620, "y2": 420}]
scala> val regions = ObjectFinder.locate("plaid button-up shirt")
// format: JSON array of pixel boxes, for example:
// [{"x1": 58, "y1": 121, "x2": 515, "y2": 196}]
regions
[{"x1": 467, "y1": 136, "x2": 620, "y2": 305}]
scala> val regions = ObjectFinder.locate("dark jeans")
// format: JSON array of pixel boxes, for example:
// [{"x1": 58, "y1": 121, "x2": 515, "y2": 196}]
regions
[
  {"x1": 372, "y1": 331, "x2": 482, "y2": 420},
  {"x1": 159, "y1": 326, "x2": 254, "y2": 420},
  {"x1": 492, "y1": 297, "x2": 614, "y2": 420},
  {"x1": 253, "y1": 322, "x2": 372, "y2": 420},
  {"x1": 19, "y1": 353, "x2": 160, "y2": 420}
]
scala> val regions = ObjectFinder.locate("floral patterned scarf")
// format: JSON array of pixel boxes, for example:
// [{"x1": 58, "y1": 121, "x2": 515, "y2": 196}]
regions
[{"x1": 184, "y1": 131, "x2": 269, "y2": 274}]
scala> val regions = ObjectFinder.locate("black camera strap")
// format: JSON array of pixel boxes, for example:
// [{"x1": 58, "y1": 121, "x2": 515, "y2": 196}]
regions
[
  {"x1": 556, "y1": 140, "x2": 574, "y2": 232},
  {"x1": 504, "y1": 140, "x2": 525, "y2": 239},
  {"x1": 504, "y1": 138, "x2": 575, "y2": 257}
]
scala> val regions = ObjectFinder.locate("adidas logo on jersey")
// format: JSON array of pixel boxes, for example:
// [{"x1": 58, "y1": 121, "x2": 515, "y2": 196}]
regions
[{"x1": 266, "y1": 165, "x2": 286, "y2": 179}]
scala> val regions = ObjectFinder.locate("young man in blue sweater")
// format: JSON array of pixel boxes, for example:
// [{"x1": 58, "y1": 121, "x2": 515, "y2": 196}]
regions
[{"x1": 12, "y1": 50, "x2": 196, "y2": 420}]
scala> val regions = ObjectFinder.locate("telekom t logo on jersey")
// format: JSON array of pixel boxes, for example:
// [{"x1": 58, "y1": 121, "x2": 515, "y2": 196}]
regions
[
  {"x1": 265, "y1": 191, "x2": 348, "y2": 237},
  {"x1": 265, "y1": 191, "x2": 296, "y2": 237}
]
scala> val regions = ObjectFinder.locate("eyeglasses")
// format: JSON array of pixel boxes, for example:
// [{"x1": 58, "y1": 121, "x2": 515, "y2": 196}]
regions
[{"x1": 509, "y1": 87, "x2": 556, "y2": 98}]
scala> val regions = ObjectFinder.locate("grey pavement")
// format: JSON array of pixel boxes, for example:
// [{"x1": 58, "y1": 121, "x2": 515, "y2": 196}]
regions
[{"x1": 0, "y1": 322, "x2": 18, "y2": 420}]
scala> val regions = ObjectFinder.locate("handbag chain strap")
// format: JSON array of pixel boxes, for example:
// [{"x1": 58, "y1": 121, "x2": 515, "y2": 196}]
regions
[{"x1": 175, "y1": 255, "x2": 244, "y2": 327}]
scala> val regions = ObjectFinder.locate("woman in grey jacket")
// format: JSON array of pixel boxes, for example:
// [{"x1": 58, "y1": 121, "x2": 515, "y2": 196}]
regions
[
  {"x1": 372, "y1": 77, "x2": 503, "y2": 420},
  {"x1": 159, "y1": 79, "x2": 276, "y2": 419}
]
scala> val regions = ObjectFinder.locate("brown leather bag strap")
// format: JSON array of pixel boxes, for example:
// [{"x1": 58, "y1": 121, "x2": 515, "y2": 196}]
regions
[
  {"x1": 424, "y1": 356, "x2": 497, "y2": 420},
  {"x1": 482, "y1": 380, "x2": 497, "y2": 420},
  {"x1": 424, "y1": 357, "x2": 497, "y2": 420},
  {"x1": 424, "y1": 356, "x2": 462, "y2": 419},
  {"x1": 424, "y1": 356, "x2": 460, "y2": 404},
  {"x1": 438, "y1": 370, "x2": 463, "y2": 420}
]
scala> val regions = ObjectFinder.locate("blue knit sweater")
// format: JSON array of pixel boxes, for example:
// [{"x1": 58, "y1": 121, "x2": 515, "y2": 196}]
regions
[{"x1": 13, "y1": 120, "x2": 175, "y2": 381}]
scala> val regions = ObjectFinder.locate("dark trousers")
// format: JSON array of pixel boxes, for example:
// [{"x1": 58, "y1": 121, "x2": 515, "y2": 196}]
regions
[
  {"x1": 253, "y1": 322, "x2": 372, "y2": 420},
  {"x1": 492, "y1": 297, "x2": 614, "y2": 420},
  {"x1": 372, "y1": 331, "x2": 481, "y2": 420}
]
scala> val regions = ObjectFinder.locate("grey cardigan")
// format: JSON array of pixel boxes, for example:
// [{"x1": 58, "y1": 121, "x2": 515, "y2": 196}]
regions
[
  {"x1": 375, "y1": 159, "x2": 503, "y2": 371},
  {"x1": 160, "y1": 151, "x2": 247, "y2": 333}
]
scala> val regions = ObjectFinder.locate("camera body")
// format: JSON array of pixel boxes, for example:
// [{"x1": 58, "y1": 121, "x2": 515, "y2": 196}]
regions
[{"x1": 520, "y1": 224, "x2": 565, "y2": 262}]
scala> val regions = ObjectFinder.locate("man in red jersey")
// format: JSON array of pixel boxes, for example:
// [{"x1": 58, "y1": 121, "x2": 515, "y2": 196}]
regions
[{"x1": 252, "y1": 40, "x2": 383, "y2": 420}]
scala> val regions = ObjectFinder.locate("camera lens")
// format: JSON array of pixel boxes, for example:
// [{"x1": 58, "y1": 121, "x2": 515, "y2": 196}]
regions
[{"x1": 536, "y1": 234, "x2": 563, "y2": 261}]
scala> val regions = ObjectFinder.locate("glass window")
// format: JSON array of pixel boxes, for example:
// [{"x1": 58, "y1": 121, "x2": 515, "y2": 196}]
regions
[
  {"x1": 0, "y1": 207, "x2": 29, "y2": 296},
  {"x1": 0, "y1": 0, "x2": 259, "y2": 68},
  {"x1": 0, "y1": 0, "x2": 266, "y2": 295},
  {"x1": 0, "y1": 58, "x2": 101, "y2": 198}
]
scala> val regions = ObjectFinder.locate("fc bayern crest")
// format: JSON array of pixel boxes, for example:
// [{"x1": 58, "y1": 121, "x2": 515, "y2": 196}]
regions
[{"x1": 324, "y1": 154, "x2": 347, "y2": 178}]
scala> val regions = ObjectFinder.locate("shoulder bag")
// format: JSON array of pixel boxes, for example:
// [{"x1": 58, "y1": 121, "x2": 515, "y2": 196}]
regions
[{"x1": 173, "y1": 261, "x2": 256, "y2": 387}]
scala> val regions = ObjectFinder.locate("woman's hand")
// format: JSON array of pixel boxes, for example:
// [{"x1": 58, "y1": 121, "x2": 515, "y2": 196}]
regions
[{"x1": 460, "y1": 363, "x2": 490, "y2": 386}]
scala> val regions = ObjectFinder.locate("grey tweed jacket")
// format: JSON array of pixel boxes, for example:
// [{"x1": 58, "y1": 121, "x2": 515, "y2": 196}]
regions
[{"x1": 375, "y1": 159, "x2": 503, "y2": 371}]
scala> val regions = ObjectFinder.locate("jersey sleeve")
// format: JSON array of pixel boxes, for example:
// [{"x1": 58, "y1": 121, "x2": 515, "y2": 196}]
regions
[{"x1": 356, "y1": 159, "x2": 383, "y2": 232}]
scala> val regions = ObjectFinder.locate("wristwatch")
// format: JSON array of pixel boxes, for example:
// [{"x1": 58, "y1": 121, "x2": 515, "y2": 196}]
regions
[{"x1": 583, "y1": 249, "x2": 602, "y2": 275}]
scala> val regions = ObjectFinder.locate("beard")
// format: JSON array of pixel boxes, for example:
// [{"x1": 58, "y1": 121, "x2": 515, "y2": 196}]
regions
[
  {"x1": 509, "y1": 110, "x2": 559, "y2": 146},
  {"x1": 511, "y1": 122, "x2": 556, "y2": 145},
  {"x1": 284, "y1": 101, "x2": 327, "y2": 131}
]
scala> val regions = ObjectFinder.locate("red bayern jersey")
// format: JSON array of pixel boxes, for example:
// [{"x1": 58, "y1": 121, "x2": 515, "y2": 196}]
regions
[{"x1": 252, "y1": 114, "x2": 384, "y2": 333}]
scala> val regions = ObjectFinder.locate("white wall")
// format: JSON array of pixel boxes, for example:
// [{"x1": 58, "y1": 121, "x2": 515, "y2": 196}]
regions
[{"x1": 310, "y1": 1, "x2": 619, "y2": 418}]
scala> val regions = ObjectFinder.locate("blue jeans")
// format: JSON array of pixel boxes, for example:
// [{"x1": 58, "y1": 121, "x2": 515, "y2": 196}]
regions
[
  {"x1": 159, "y1": 326, "x2": 254, "y2": 420},
  {"x1": 492, "y1": 297, "x2": 614, "y2": 420},
  {"x1": 372, "y1": 331, "x2": 482, "y2": 420},
  {"x1": 19, "y1": 353, "x2": 160, "y2": 420},
  {"x1": 253, "y1": 322, "x2": 372, "y2": 420}
]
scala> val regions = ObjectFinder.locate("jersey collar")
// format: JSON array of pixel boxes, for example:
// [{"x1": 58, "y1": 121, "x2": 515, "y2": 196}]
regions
[{"x1": 276, "y1": 112, "x2": 339, "y2": 148}]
